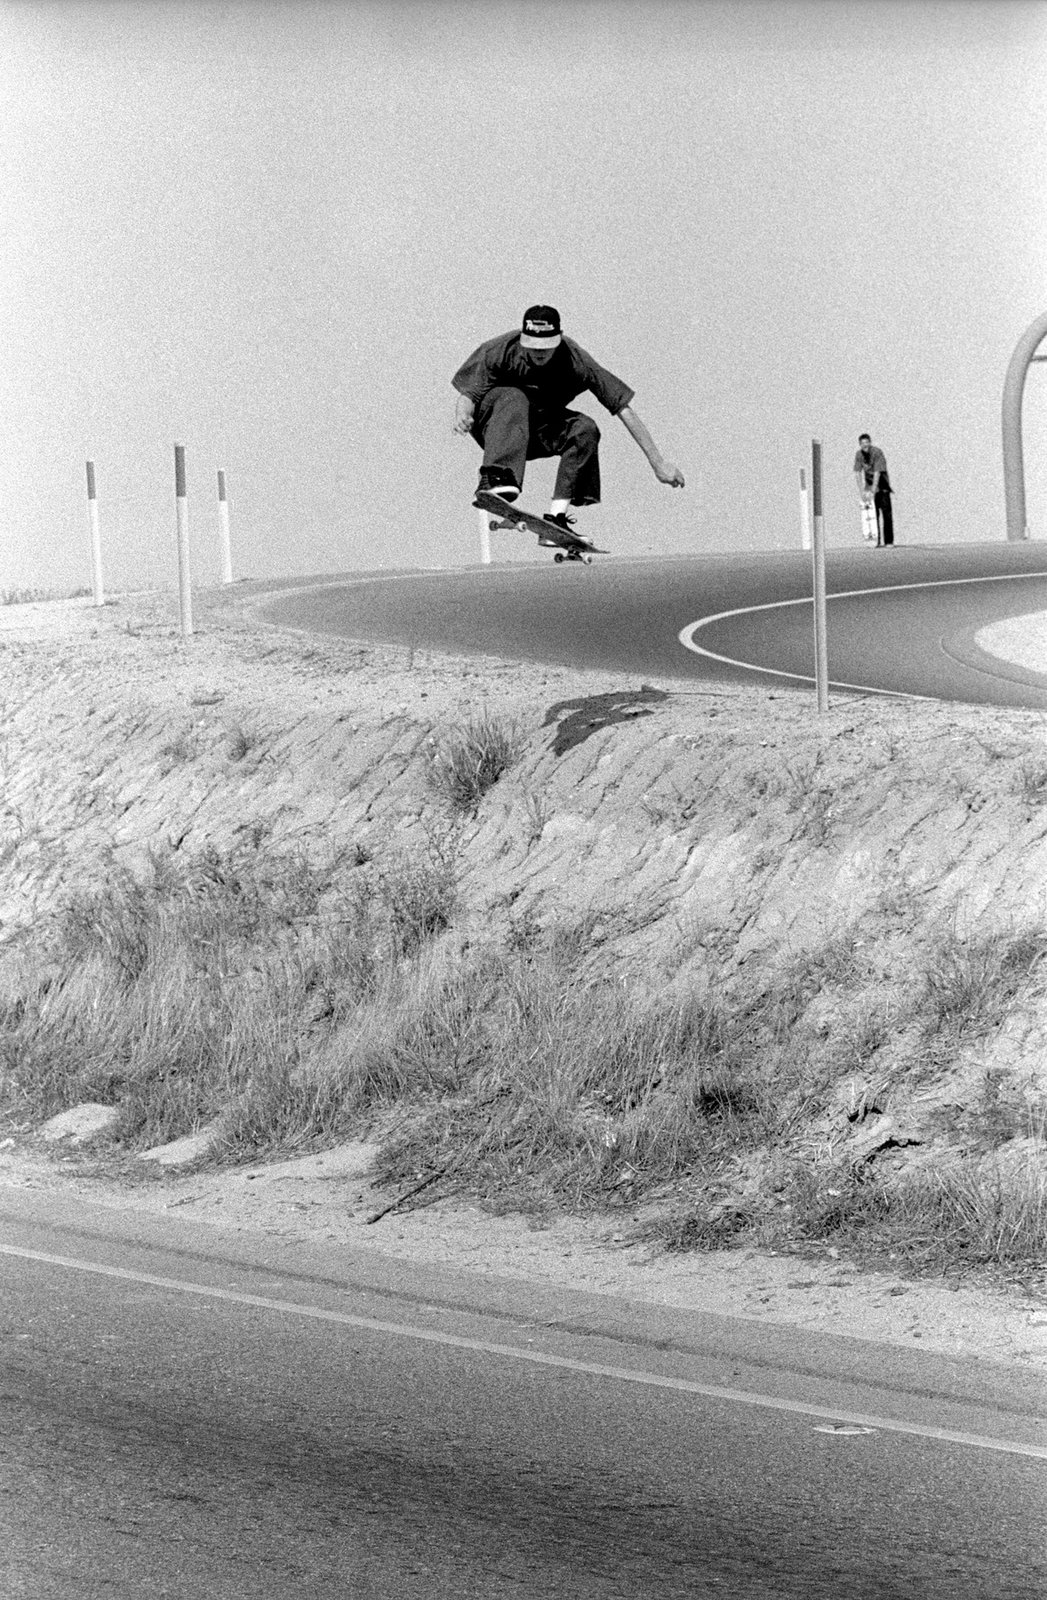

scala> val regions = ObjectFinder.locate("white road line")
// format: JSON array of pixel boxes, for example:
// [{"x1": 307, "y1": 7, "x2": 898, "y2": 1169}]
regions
[
  {"x1": 678, "y1": 569, "x2": 1047, "y2": 696},
  {"x1": 4, "y1": 1243, "x2": 1045, "y2": 1461}
]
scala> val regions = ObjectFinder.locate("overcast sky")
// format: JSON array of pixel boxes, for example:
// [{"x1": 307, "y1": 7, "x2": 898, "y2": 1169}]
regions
[{"x1": 3, "y1": 0, "x2": 1046, "y2": 592}]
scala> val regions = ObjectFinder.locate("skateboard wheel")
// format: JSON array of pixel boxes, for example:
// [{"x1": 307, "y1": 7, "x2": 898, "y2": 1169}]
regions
[{"x1": 553, "y1": 552, "x2": 565, "y2": 564}]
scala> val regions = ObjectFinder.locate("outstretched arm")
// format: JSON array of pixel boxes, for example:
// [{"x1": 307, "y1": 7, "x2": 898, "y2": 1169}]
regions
[{"x1": 617, "y1": 405, "x2": 685, "y2": 487}]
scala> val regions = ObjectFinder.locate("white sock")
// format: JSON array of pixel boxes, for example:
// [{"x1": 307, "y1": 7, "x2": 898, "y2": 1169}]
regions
[{"x1": 548, "y1": 499, "x2": 571, "y2": 517}]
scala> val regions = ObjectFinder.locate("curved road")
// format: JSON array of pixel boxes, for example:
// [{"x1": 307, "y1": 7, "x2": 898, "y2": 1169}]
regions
[{"x1": 259, "y1": 542, "x2": 1047, "y2": 708}]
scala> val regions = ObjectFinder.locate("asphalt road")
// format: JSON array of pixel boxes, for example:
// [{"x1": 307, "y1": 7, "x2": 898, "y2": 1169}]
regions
[
  {"x1": 2, "y1": 1192, "x2": 1045, "y2": 1598},
  {"x1": 258, "y1": 542, "x2": 1047, "y2": 707}
]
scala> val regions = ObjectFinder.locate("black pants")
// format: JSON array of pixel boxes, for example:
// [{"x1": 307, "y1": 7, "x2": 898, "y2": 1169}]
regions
[
  {"x1": 472, "y1": 386, "x2": 603, "y2": 505},
  {"x1": 875, "y1": 490, "x2": 894, "y2": 546}
]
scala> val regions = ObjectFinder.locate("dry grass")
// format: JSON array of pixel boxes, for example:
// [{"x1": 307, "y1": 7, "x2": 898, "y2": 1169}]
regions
[
  {"x1": 2, "y1": 833, "x2": 1046, "y2": 1276},
  {"x1": 427, "y1": 712, "x2": 522, "y2": 813},
  {"x1": 0, "y1": 840, "x2": 455, "y2": 1151},
  {"x1": 776, "y1": 1150, "x2": 1047, "y2": 1276}
]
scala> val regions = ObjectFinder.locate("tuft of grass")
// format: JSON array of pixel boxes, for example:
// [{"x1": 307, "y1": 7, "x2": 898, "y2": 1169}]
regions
[
  {"x1": 158, "y1": 728, "x2": 201, "y2": 768},
  {"x1": 522, "y1": 784, "x2": 551, "y2": 842},
  {"x1": 966, "y1": 1069, "x2": 1047, "y2": 1151},
  {"x1": 428, "y1": 713, "x2": 522, "y2": 814},
  {"x1": 919, "y1": 926, "x2": 1047, "y2": 1040},
  {"x1": 371, "y1": 842, "x2": 457, "y2": 959},
  {"x1": 1016, "y1": 756, "x2": 1047, "y2": 806}
]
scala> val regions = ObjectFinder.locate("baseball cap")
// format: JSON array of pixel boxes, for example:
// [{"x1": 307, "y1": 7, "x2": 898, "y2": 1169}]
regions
[{"x1": 520, "y1": 305, "x2": 562, "y2": 349}]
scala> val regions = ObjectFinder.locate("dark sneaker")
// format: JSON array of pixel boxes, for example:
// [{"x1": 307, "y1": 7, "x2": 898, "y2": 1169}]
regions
[
  {"x1": 477, "y1": 470, "x2": 520, "y2": 503},
  {"x1": 542, "y1": 511, "x2": 593, "y2": 547}
]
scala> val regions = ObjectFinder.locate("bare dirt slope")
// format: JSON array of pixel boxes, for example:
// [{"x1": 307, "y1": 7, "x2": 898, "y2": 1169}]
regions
[{"x1": 2, "y1": 584, "x2": 1047, "y2": 1370}]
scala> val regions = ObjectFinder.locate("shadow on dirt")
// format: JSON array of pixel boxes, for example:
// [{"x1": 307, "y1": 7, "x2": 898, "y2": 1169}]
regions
[{"x1": 542, "y1": 686, "x2": 670, "y2": 757}]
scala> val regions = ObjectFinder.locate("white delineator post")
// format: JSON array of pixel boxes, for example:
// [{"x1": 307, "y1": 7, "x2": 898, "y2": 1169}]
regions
[
  {"x1": 85, "y1": 460, "x2": 104, "y2": 606},
  {"x1": 174, "y1": 444, "x2": 193, "y2": 637},
  {"x1": 810, "y1": 439, "x2": 829, "y2": 713},
  {"x1": 477, "y1": 506, "x2": 492, "y2": 565},
  {"x1": 217, "y1": 469, "x2": 233, "y2": 584},
  {"x1": 798, "y1": 465, "x2": 811, "y2": 551}
]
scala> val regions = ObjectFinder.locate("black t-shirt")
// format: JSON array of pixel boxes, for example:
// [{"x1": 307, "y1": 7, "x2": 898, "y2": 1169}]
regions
[{"x1": 452, "y1": 332, "x2": 635, "y2": 416}]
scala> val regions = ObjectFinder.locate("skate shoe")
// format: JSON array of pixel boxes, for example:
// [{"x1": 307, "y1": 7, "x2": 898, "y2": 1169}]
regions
[
  {"x1": 542, "y1": 511, "x2": 593, "y2": 548},
  {"x1": 476, "y1": 469, "x2": 519, "y2": 504}
]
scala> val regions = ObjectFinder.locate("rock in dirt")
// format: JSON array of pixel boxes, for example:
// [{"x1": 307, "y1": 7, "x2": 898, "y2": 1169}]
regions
[
  {"x1": 138, "y1": 1124, "x2": 223, "y2": 1168},
  {"x1": 849, "y1": 1114, "x2": 922, "y2": 1165},
  {"x1": 40, "y1": 1103, "x2": 121, "y2": 1146}
]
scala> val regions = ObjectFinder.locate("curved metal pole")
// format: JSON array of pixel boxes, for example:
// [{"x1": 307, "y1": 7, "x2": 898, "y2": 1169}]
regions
[{"x1": 1002, "y1": 311, "x2": 1047, "y2": 540}]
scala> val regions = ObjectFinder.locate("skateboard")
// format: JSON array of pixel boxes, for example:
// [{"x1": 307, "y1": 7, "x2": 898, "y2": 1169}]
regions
[
  {"x1": 860, "y1": 498, "x2": 878, "y2": 544},
  {"x1": 473, "y1": 490, "x2": 608, "y2": 564}
]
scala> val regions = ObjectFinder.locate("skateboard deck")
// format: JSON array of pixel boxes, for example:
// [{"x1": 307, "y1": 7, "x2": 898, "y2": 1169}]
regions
[
  {"x1": 474, "y1": 491, "x2": 608, "y2": 563},
  {"x1": 860, "y1": 499, "x2": 878, "y2": 543}
]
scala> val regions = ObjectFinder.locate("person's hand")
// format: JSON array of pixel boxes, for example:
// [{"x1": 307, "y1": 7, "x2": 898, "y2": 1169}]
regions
[
  {"x1": 655, "y1": 459, "x2": 685, "y2": 487},
  {"x1": 453, "y1": 400, "x2": 475, "y2": 436}
]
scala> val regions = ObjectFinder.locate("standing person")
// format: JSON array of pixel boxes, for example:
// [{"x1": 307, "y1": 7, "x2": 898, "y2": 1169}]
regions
[
  {"x1": 452, "y1": 305, "x2": 684, "y2": 541},
  {"x1": 853, "y1": 433, "x2": 894, "y2": 546}
]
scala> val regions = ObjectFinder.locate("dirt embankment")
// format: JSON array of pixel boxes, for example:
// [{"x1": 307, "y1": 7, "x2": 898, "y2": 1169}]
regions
[{"x1": 3, "y1": 584, "x2": 1047, "y2": 1368}]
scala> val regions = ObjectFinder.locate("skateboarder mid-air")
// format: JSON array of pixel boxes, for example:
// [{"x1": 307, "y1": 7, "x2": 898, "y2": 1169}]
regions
[{"x1": 452, "y1": 305, "x2": 684, "y2": 544}]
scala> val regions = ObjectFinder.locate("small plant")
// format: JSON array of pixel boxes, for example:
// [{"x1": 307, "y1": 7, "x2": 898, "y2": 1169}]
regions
[
  {"x1": 919, "y1": 925, "x2": 1047, "y2": 1039},
  {"x1": 836, "y1": 998, "x2": 892, "y2": 1072},
  {"x1": 968, "y1": 1069, "x2": 1046, "y2": 1150},
  {"x1": 778, "y1": 755, "x2": 834, "y2": 845},
  {"x1": 780, "y1": 752, "x2": 823, "y2": 808},
  {"x1": 757, "y1": 927, "x2": 866, "y2": 1041},
  {"x1": 225, "y1": 722, "x2": 258, "y2": 763},
  {"x1": 658, "y1": 1206, "x2": 755, "y2": 1253},
  {"x1": 803, "y1": 788, "x2": 833, "y2": 845},
  {"x1": 1016, "y1": 757, "x2": 1047, "y2": 806},
  {"x1": 428, "y1": 713, "x2": 522, "y2": 814},
  {"x1": 522, "y1": 784, "x2": 551, "y2": 842},
  {"x1": 935, "y1": 1155, "x2": 1047, "y2": 1267},
  {"x1": 371, "y1": 847, "x2": 457, "y2": 959},
  {"x1": 873, "y1": 874, "x2": 918, "y2": 922},
  {"x1": 740, "y1": 763, "x2": 775, "y2": 800},
  {"x1": 159, "y1": 728, "x2": 201, "y2": 768}
]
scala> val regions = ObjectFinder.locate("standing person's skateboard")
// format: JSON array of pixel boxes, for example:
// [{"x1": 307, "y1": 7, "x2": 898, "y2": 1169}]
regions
[
  {"x1": 860, "y1": 498, "x2": 878, "y2": 544},
  {"x1": 474, "y1": 491, "x2": 608, "y2": 564}
]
